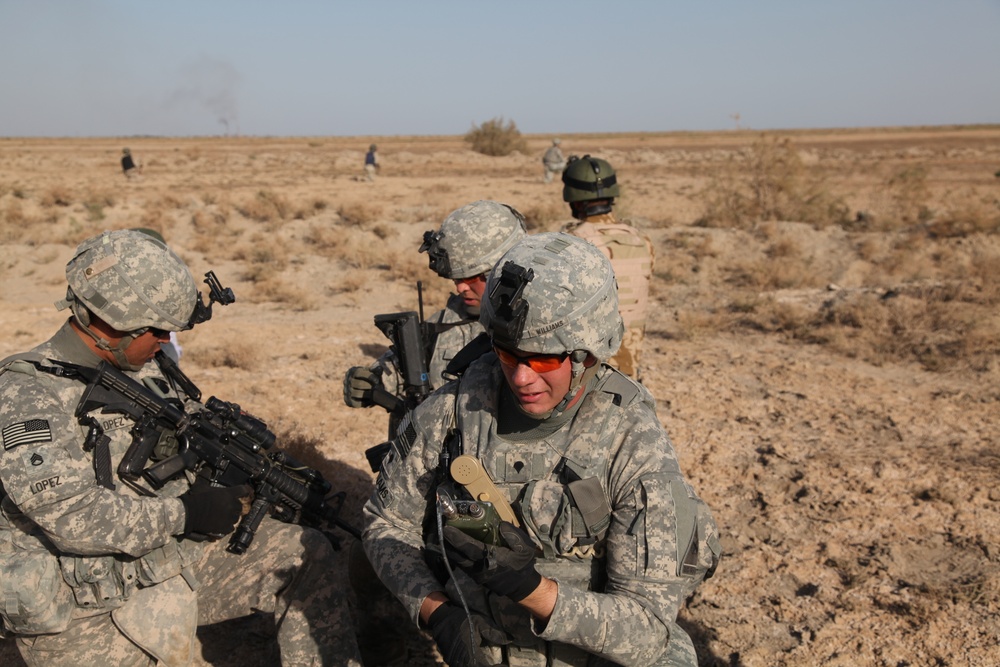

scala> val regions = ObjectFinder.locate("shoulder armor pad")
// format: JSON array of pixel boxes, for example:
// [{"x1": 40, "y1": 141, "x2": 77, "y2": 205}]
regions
[
  {"x1": 599, "y1": 367, "x2": 642, "y2": 407},
  {"x1": 0, "y1": 353, "x2": 46, "y2": 378}
]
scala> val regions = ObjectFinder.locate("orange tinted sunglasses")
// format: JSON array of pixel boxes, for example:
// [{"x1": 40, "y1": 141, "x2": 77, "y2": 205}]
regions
[{"x1": 493, "y1": 346, "x2": 567, "y2": 373}]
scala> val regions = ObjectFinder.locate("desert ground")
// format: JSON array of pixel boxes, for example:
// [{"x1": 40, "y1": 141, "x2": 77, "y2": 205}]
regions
[{"x1": 1, "y1": 126, "x2": 998, "y2": 666}]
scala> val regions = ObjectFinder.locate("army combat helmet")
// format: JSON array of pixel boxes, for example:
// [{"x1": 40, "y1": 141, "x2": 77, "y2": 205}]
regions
[
  {"x1": 481, "y1": 233, "x2": 623, "y2": 415},
  {"x1": 56, "y1": 229, "x2": 199, "y2": 369},
  {"x1": 419, "y1": 200, "x2": 527, "y2": 280},
  {"x1": 562, "y1": 154, "x2": 620, "y2": 218}
]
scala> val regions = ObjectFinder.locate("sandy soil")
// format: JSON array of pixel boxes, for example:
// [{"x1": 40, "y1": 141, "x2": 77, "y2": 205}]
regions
[{"x1": 1, "y1": 128, "x2": 998, "y2": 665}]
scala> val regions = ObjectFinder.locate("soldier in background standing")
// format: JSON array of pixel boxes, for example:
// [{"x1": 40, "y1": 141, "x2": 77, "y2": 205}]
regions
[
  {"x1": 541, "y1": 138, "x2": 566, "y2": 183},
  {"x1": 561, "y1": 154, "x2": 654, "y2": 380}
]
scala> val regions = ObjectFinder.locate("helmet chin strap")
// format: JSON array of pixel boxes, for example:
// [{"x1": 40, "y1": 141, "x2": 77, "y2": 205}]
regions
[{"x1": 71, "y1": 301, "x2": 146, "y2": 372}]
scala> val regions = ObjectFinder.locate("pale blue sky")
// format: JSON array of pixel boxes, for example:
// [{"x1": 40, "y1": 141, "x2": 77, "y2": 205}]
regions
[{"x1": 1, "y1": 0, "x2": 998, "y2": 137}]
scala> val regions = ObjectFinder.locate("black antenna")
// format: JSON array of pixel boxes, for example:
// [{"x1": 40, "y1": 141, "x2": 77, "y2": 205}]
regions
[{"x1": 417, "y1": 281, "x2": 425, "y2": 324}]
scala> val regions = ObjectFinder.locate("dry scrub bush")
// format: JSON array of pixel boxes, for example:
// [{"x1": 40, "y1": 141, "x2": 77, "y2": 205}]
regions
[
  {"x1": 382, "y1": 247, "x2": 429, "y2": 284},
  {"x1": 519, "y1": 201, "x2": 566, "y2": 232},
  {"x1": 337, "y1": 202, "x2": 383, "y2": 226},
  {"x1": 233, "y1": 239, "x2": 290, "y2": 280},
  {"x1": 697, "y1": 134, "x2": 849, "y2": 229},
  {"x1": 40, "y1": 186, "x2": 73, "y2": 208},
  {"x1": 880, "y1": 166, "x2": 932, "y2": 229},
  {"x1": 245, "y1": 276, "x2": 316, "y2": 311},
  {"x1": 238, "y1": 190, "x2": 292, "y2": 223},
  {"x1": 158, "y1": 193, "x2": 185, "y2": 211},
  {"x1": 186, "y1": 341, "x2": 262, "y2": 371},
  {"x1": 371, "y1": 223, "x2": 393, "y2": 240},
  {"x1": 464, "y1": 117, "x2": 529, "y2": 157},
  {"x1": 302, "y1": 222, "x2": 344, "y2": 256},
  {"x1": 3, "y1": 200, "x2": 25, "y2": 228},
  {"x1": 926, "y1": 188, "x2": 1000, "y2": 237},
  {"x1": 328, "y1": 271, "x2": 367, "y2": 295},
  {"x1": 810, "y1": 291, "x2": 988, "y2": 371},
  {"x1": 396, "y1": 204, "x2": 452, "y2": 225}
]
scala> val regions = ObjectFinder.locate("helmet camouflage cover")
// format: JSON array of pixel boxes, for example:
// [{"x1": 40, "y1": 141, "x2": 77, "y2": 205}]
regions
[
  {"x1": 420, "y1": 200, "x2": 527, "y2": 279},
  {"x1": 562, "y1": 154, "x2": 620, "y2": 203},
  {"x1": 61, "y1": 229, "x2": 198, "y2": 332},
  {"x1": 480, "y1": 232, "x2": 623, "y2": 361}
]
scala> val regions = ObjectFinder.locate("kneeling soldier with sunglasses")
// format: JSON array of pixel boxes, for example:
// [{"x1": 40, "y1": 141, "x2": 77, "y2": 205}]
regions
[
  {"x1": 0, "y1": 229, "x2": 361, "y2": 666},
  {"x1": 363, "y1": 232, "x2": 722, "y2": 667}
]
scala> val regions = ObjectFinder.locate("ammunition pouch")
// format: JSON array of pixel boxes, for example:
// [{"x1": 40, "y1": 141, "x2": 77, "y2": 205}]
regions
[
  {"x1": 59, "y1": 554, "x2": 136, "y2": 612},
  {"x1": 519, "y1": 476, "x2": 611, "y2": 560}
]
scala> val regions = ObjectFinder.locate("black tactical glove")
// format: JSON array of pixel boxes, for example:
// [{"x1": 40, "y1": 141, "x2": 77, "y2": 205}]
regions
[
  {"x1": 343, "y1": 366, "x2": 381, "y2": 408},
  {"x1": 443, "y1": 522, "x2": 542, "y2": 602},
  {"x1": 179, "y1": 483, "x2": 251, "y2": 537},
  {"x1": 426, "y1": 602, "x2": 508, "y2": 667}
]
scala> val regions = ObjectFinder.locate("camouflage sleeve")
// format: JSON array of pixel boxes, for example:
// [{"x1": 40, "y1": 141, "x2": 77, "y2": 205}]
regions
[
  {"x1": 362, "y1": 391, "x2": 454, "y2": 623},
  {"x1": 0, "y1": 372, "x2": 186, "y2": 557},
  {"x1": 537, "y1": 402, "x2": 720, "y2": 664}
]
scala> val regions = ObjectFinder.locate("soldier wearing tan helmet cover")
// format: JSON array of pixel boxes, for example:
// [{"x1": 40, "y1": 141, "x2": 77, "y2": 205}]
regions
[
  {"x1": 344, "y1": 199, "x2": 527, "y2": 410},
  {"x1": 560, "y1": 154, "x2": 654, "y2": 380},
  {"x1": 363, "y1": 232, "x2": 721, "y2": 667},
  {"x1": 0, "y1": 230, "x2": 361, "y2": 666}
]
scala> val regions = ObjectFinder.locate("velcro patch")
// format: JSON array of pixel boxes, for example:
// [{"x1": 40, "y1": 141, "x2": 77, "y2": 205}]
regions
[{"x1": 3, "y1": 419, "x2": 52, "y2": 450}]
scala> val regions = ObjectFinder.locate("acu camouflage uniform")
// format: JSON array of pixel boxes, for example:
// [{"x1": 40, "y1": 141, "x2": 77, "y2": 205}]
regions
[
  {"x1": 352, "y1": 200, "x2": 526, "y2": 404},
  {"x1": 425, "y1": 295, "x2": 484, "y2": 387},
  {"x1": 363, "y1": 233, "x2": 719, "y2": 667},
  {"x1": 0, "y1": 230, "x2": 360, "y2": 667}
]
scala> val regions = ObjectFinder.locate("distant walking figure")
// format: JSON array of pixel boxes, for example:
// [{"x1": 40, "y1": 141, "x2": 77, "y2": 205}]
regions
[
  {"x1": 120, "y1": 148, "x2": 142, "y2": 179},
  {"x1": 542, "y1": 137, "x2": 566, "y2": 183},
  {"x1": 364, "y1": 144, "x2": 380, "y2": 182}
]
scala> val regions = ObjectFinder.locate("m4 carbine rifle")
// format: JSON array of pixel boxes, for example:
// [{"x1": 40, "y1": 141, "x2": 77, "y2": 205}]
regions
[
  {"x1": 362, "y1": 282, "x2": 434, "y2": 471},
  {"x1": 48, "y1": 359, "x2": 359, "y2": 554}
]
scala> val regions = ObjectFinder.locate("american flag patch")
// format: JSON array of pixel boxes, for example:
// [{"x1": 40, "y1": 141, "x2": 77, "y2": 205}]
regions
[{"x1": 2, "y1": 419, "x2": 52, "y2": 450}]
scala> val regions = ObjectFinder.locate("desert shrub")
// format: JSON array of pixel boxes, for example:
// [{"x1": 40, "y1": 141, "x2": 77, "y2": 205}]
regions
[
  {"x1": 244, "y1": 276, "x2": 316, "y2": 311},
  {"x1": 234, "y1": 240, "x2": 289, "y2": 278},
  {"x1": 4, "y1": 200, "x2": 25, "y2": 227},
  {"x1": 337, "y1": 202, "x2": 383, "y2": 226},
  {"x1": 191, "y1": 209, "x2": 227, "y2": 233},
  {"x1": 383, "y1": 247, "x2": 428, "y2": 284},
  {"x1": 302, "y1": 223, "x2": 344, "y2": 255},
  {"x1": 464, "y1": 117, "x2": 529, "y2": 157},
  {"x1": 186, "y1": 341, "x2": 261, "y2": 371},
  {"x1": 697, "y1": 134, "x2": 849, "y2": 229},
  {"x1": 519, "y1": 201, "x2": 566, "y2": 232},
  {"x1": 925, "y1": 188, "x2": 1000, "y2": 238},
  {"x1": 238, "y1": 190, "x2": 291, "y2": 223},
  {"x1": 40, "y1": 186, "x2": 72, "y2": 207},
  {"x1": 84, "y1": 202, "x2": 104, "y2": 222},
  {"x1": 158, "y1": 193, "x2": 184, "y2": 210},
  {"x1": 882, "y1": 166, "x2": 933, "y2": 228}
]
